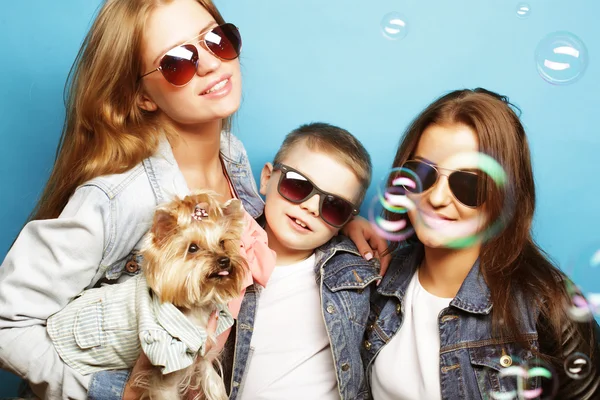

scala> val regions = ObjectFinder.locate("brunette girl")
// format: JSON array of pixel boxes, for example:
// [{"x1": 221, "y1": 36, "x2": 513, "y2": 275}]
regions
[{"x1": 364, "y1": 88, "x2": 600, "y2": 400}]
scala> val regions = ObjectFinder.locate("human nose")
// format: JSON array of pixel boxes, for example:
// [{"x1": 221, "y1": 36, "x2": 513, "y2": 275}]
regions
[
  {"x1": 195, "y1": 44, "x2": 221, "y2": 76},
  {"x1": 300, "y1": 193, "x2": 321, "y2": 217},
  {"x1": 427, "y1": 174, "x2": 453, "y2": 208}
]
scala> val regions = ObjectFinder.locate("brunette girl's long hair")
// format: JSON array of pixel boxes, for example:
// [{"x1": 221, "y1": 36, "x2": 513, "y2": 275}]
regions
[
  {"x1": 31, "y1": 0, "x2": 231, "y2": 221},
  {"x1": 387, "y1": 88, "x2": 580, "y2": 356}
]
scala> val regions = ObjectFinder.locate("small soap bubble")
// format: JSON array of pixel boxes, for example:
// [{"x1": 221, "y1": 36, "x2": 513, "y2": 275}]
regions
[
  {"x1": 381, "y1": 12, "x2": 408, "y2": 40},
  {"x1": 491, "y1": 358, "x2": 557, "y2": 400},
  {"x1": 564, "y1": 352, "x2": 592, "y2": 380},
  {"x1": 535, "y1": 31, "x2": 588, "y2": 85},
  {"x1": 516, "y1": 3, "x2": 531, "y2": 19},
  {"x1": 368, "y1": 167, "x2": 420, "y2": 242}
]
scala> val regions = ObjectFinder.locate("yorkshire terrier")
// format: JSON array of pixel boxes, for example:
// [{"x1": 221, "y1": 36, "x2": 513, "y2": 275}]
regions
[
  {"x1": 47, "y1": 191, "x2": 248, "y2": 400},
  {"x1": 136, "y1": 191, "x2": 248, "y2": 400}
]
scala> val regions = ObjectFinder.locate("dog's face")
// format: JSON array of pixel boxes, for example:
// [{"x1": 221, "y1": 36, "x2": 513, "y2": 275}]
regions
[{"x1": 142, "y1": 191, "x2": 248, "y2": 308}]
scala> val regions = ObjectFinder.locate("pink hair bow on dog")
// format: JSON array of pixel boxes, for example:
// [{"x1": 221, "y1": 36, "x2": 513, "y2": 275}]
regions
[{"x1": 191, "y1": 204, "x2": 209, "y2": 221}]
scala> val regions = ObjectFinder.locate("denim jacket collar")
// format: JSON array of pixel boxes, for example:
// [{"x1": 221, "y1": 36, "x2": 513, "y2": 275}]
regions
[
  {"x1": 315, "y1": 235, "x2": 362, "y2": 265},
  {"x1": 377, "y1": 243, "x2": 492, "y2": 315},
  {"x1": 219, "y1": 131, "x2": 245, "y2": 164},
  {"x1": 143, "y1": 136, "x2": 190, "y2": 204},
  {"x1": 314, "y1": 236, "x2": 382, "y2": 291},
  {"x1": 144, "y1": 132, "x2": 253, "y2": 205},
  {"x1": 450, "y1": 259, "x2": 493, "y2": 314}
]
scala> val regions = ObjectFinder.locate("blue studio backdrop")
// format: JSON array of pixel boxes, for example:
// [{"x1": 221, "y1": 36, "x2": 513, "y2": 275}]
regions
[{"x1": 0, "y1": 0, "x2": 598, "y2": 396}]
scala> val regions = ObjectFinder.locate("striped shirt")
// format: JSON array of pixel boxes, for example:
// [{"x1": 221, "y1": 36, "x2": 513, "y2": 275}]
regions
[{"x1": 47, "y1": 274, "x2": 233, "y2": 375}]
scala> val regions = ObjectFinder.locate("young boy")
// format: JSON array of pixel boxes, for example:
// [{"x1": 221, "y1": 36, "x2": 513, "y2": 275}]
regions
[{"x1": 223, "y1": 122, "x2": 379, "y2": 400}]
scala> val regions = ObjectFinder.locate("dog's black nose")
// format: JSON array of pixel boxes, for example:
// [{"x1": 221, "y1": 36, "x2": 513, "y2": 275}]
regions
[{"x1": 218, "y1": 256, "x2": 230, "y2": 269}]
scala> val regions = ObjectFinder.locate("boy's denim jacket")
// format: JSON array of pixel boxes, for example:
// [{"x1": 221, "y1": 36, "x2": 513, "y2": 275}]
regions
[
  {"x1": 223, "y1": 235, "x2": 381, "y2": 400},
  {"x1": 0, "y1": 132, "x2": 263, "y2": 400},
  {"x1": 362, "y1": 243, "x2": 600, "y2": 400},
  {"x1": 89, "y1": 236, "x2": 381, "y2": 400}
]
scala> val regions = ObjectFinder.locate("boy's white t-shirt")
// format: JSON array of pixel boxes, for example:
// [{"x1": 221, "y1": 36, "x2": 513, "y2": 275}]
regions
[
  {"x1": 370, "y1": 271, "x2": 452, "y2": 400},
  {"x1": 238, "y1": 254, "x2": 339, "y2": 400}
]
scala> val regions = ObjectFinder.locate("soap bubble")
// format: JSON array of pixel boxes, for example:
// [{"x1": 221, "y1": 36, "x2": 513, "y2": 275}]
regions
[
  {"x1": 516, "y1": 3, "x2": 531, "y2": 19},
  {"x1": 535, "y1": 31, "x2": 588, "y2": 85},
  {"x1": 368, "y1": 167, "x2": 420, "y2": 242},
  {"x1": 381, "y1": 12, "x2": 408, "y2": 40},
  {"x1": 564, "y1": 352, "x2": 592, "y2": 380}
]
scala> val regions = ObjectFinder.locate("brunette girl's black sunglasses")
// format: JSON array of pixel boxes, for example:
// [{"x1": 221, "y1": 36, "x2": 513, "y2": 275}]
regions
[{"x1": 402, "y1": 159, "x2": 483, "y2": 207}]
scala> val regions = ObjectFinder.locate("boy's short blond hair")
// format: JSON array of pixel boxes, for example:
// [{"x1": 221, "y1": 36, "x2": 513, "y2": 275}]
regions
[{"x1": 273, "y1": 123, "x2": 372, "y2": 205}]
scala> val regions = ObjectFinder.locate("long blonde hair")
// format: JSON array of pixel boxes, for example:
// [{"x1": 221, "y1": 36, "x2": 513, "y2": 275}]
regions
[{"x1": 32, "y1": 0, "x2": 231, "y2": 220}]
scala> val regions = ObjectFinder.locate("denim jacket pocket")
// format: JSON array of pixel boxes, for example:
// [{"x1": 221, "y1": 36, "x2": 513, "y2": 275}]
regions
[
  {"x1": 322, "y1": 264, "x2": 380, "y2": 292},
  {"x1": 322, "y1": 264, "x2": 378, "y2": 328},
  {"x1": 74, "y1": 301, "x2": 103, "y2": 349},
  {"x1": 469, "y1": 341, "x2": 538, "y2": 399}
]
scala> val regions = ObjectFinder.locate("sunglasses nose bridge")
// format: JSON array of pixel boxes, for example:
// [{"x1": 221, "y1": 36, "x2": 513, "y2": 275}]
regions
[
  {"x1": 426, "y1": 174, "x2": 454, "y2": 207},
  {"x1": 193, "y1": 42, "x2": 222, "y2": 76},
  {"x1": 299, "y1": 191, "x2": 321, "y2": 217}
]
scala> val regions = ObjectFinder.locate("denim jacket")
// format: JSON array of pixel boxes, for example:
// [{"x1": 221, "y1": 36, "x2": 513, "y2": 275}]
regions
[
  {"x1": 0, "y1": 132, "x2": 263, "y2": 400},
  {"x1": 223, "y1": 235, "x2": 381, "y2": 400},
  {"x1": 362, "y1": 244, "x2": 543, "y2": 400}
]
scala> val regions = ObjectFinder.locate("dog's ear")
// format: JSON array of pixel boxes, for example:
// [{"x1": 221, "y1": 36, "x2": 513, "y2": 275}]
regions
[
  {"x1": 151, "y1": 208, "x2": 178, "y2": 246},
  {"x1": 223, "y1": 199, "x2": 244, "y2": 220}
]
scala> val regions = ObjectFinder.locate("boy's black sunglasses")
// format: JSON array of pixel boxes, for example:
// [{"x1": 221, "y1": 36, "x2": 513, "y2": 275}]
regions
[{"x1": 273, "y1": 163, "x2": 359, "y2": 228}]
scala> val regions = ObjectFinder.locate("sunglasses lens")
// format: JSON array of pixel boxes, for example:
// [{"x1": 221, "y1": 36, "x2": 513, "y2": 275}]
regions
[
  {"x1": 403, "y1": 161, "x2": 438, "y2": 192},
  {"x1": 279, "y1": 172, "x2": 314, "y2": 202},
  {"x1": 449, "y1": 171, "x2": 481, "y2": 207},
  {"x1": 160, "y1": 44, "x2": 198, "y2": 86},
  {"x1": 205, "y1": 23, "x2": 242, "y2": 60},
  {"x1": 322, "y1": 195, "x2": 354, "y2": 227}
]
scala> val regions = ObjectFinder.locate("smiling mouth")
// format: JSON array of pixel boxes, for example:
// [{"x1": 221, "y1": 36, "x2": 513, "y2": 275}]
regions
[
  {"x1": 420, "y1": 212, "x2": 455, "y2": 226},
  {"x1": 202, "y1": 78, "x2": 229, "y2": 95},
  {"x1": 289, "y1": 215, "x2": 311, "y2": 231}
]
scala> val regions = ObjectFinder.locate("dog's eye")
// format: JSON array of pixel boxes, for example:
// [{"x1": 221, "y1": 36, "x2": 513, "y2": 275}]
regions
[
  {"x1": 220, "y1": 240, "x2": 225, "y2": 249},
  {"x1": 188, "y1": 243, "x2": 199, "y2": 253}
]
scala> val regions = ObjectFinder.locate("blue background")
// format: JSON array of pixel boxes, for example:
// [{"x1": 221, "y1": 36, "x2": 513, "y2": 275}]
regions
[{"x1": 1, "y1": 0, "x2": 598, "y2": 396}]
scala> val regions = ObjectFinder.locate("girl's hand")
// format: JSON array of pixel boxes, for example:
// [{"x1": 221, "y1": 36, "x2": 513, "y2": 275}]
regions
[
  {"x1": 342, "y1": 216, "x2": 391, "y2": 276},
  {"x1": 122, "y1": 352, "x2": 151, "y2": 400}
]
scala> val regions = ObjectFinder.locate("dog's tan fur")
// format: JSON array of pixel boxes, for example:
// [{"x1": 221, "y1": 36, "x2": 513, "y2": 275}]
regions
[{"x1": 135, "y1": 191, "x2": 247, "y2": 400}]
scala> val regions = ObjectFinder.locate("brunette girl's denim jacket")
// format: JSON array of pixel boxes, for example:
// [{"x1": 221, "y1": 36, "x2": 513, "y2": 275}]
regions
[
  {"x1": 362, "y1": 244, "x2": 540, "y2": 400},
  {"x1": 0, "y1": 132, "x2": 263, "y2": 400},
  {"x1": 362, "y1": 244, "x2": 600, "y2": 400}
]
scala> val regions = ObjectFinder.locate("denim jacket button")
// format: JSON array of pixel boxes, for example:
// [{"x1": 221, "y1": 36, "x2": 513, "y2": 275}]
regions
[
  {"x1": 341, "y1": 363, "x2": 350, "y2": 371},
  {"x1": 500, "y1": 355, "x2": 513, "y2": 367},
  {"x1": 326, "y1": 304, "x2": 335, "y2": 314},
  {"x1": 364, "y1": 340, "x2": 372, "y2": 350},
  {"x1": 125, "y1": 260, "x2": 139, "y2": 273},
  {"x1": 395, "y1": 303, "x2": 401, "y2": 314},
  {"x1": 232, "y1": 381, "x2": 240, "y2": 388},
  {"x1": 367, "y1": 323, "x2": 374, "y2": 332}
]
